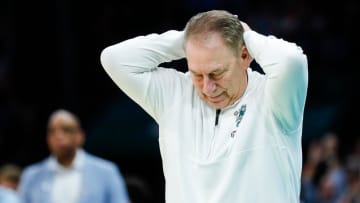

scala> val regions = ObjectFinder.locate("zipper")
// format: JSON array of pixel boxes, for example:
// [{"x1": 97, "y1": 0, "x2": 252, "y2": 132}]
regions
[
  {"x1": 208, "y1": 109, "x2": 221, "y2": 158},
  {"x1": 215, "y1": 109, "x2": 221, "y2": 126}
]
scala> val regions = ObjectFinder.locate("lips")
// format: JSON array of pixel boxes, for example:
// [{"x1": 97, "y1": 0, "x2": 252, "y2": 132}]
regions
[{"x1": 207, "y1": 94, "x2": 223, "y2": 103}]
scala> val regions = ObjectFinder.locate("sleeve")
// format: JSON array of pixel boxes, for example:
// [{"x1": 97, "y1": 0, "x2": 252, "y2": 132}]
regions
[
  {"x1": 244, "y1": 30, "x2": 308, "y2": 133},
  {"x1": 100, "y1": 30, "x2": 186, "y2": 122},
  {"x1": 106, "y1": 164, "x2": 130, "y2": 203},
  {"x1": 18, "y1": 167, "x2": 33, "y2": 203}
]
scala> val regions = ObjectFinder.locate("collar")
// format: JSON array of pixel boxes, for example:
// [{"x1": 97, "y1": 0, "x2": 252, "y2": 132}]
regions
[{"x1": 48, "y1": 149, "x2": 85, "y2": 172}]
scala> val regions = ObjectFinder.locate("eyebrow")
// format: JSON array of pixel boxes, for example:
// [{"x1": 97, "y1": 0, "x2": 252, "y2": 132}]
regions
[
  {"x1": 189, "y1": 67, "x2": 227, "y2": 75},
  {"x1": 211, "y1": 68, "x2": 227, "y2": 74},
  {"x1": 189, "y1": 70, "x2": 200, "y2": 75}
]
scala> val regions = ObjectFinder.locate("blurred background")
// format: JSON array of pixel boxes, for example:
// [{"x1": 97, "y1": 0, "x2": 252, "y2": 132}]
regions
[{"x1": 1, "y1": 0, "x2": 359, "y2": 202}]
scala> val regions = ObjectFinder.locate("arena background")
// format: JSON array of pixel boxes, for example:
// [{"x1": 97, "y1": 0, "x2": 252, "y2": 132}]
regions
[{"x1": 1, "y1": 0, "x2": 359, "y2": 202}]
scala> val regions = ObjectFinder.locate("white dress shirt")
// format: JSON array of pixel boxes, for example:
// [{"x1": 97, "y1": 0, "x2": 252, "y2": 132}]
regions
[{"x1": 48, "y1": 149, "x2": 84, "y2": 203}]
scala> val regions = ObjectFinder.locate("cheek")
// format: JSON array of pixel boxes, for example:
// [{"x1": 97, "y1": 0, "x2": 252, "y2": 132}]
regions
[
  {"x1": 216, "y1": 77, "x2": 231, "y2": 90},
  {"x1": 47, "y1": 135, "x2": 58, "y2": 146},
  {"x1": 75, "y1": 135, "x2": 84, "y2": 146},
  {"x1": 225, "y1": 74, "x2": 240, "y2": 89}
]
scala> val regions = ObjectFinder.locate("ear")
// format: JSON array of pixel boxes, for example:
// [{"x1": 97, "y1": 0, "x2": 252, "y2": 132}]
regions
[
  {"x1": 240, "y1": 46, "x2": 251, "y2": 60},
  {"x1": 76, "y1": 131, "x2": 85, "y2": 147},
  {"x1": 239, "y1": 46, "x2": 253, "y2": 67}
]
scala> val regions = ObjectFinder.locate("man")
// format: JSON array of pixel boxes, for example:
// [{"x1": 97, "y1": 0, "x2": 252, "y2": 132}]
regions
[
  {"x1": 101, "y1": 10, "x2": 308, "y2": 203},
  {"x1": 19, "y1": 109, "x2": 130, "y2": 203}
]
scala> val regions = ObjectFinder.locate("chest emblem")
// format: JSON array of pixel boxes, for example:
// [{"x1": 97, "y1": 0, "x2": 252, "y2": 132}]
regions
[{"x1": 235, "y1": 104, "x2": 247, "y2": 127}]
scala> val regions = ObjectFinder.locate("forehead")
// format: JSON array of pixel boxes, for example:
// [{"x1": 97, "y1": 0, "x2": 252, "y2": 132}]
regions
[
  {"x1": 185, "y1": 33, "x2": 235, "y2": 73},
  {"x1": 48, "y1": 112, "x2": 79, "y2": 128},
  {"x1": 186, "y1": 32, "x2": 227, "y2": 51}
]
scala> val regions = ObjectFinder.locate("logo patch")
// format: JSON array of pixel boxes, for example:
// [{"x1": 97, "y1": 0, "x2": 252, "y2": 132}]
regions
[{"x1": 235, "y1": 104, "x2": 246, "y2": 127}]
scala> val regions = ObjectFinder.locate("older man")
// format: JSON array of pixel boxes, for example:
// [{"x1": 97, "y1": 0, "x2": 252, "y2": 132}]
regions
[{"x1": 101, "y1": 10, "x2": 308, "y2": 203}]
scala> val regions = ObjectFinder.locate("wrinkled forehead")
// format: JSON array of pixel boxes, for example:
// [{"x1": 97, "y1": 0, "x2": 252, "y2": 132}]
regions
[
  {"x1": 185, "y1": 32, "x2": 240, "y2": 60},
  {"x1": 185, "y1": 32, "x2": 226, "y2": 49},
  {"x1": 186, "y1": 36, "x2": 235, "y2": 72}
]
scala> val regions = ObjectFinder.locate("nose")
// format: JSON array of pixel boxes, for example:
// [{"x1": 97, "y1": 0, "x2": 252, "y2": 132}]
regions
[{"x1": 202, "y1": 76, "x2": 216, "y2": 96}]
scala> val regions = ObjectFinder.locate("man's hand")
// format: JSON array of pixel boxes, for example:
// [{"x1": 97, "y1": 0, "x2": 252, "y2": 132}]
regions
[
  {"x1": 233, "y1": 15, "x2": 251, "y2": 32},
  {"x1": 240, "y1": 21, "x2": 251, "y2": 32}
]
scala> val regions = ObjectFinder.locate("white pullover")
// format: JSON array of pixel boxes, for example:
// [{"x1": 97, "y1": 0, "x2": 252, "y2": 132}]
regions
[{"x1": 101, "y1": 30, "x2": 308, "y2": 203}]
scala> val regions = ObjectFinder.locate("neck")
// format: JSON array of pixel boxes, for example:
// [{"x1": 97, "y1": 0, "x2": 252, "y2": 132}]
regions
[
  {"x1": 57, "y1": 151, "x2": 76, "y2": 168},
  {"x1": 233, "y1": 70, "x2": 248, "y2": 104},
  {"x1": 241, "y1": 70, "x2": 249, "y2": 97}
]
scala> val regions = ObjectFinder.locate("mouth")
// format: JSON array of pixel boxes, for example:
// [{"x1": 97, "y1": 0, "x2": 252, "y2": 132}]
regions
[{"x1": 206, "y1": 94, "x2": 223, "y2": 103}]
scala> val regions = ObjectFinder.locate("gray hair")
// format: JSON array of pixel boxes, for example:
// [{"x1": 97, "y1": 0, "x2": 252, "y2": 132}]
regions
[{"x1": 184, "y1": 10, "x2": 245, "y2": 55}]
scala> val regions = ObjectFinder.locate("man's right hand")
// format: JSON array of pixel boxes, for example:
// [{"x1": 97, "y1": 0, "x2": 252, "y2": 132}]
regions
[{"x1": 240, "y1": 21, "x2": 251, "y2": 32}]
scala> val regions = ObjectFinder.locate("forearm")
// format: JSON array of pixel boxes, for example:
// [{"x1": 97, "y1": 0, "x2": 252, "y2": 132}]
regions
[
  {"x1": 244, "y1": 30, "x2": 306, "y2": 69},
  {"x1": 101, "y1": 30, "x2": 185, "y2": 75},
  {"x1": 100, "y1": 30, "x2": 185, "y2": 107},
  {"x1": 244, "y1": 30, "x2": 308, "y2": 132}
]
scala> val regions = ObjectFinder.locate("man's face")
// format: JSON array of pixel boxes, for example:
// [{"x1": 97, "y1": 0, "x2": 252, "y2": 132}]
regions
[
  {"x1": 185, "y1": 33, "x2": 249, "y2": 109},
  {"x1": 47, "y1": 113, "x2": 84, "y2": 158}
]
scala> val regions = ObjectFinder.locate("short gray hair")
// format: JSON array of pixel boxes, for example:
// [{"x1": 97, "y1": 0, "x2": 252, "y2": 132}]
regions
[{"x1": 184, "y1": 10, "x2": 245, "y2": 55}]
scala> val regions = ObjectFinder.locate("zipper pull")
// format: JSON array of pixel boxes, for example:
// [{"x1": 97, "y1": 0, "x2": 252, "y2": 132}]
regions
[{"x1": 215, "y1": 109, "x2": 221, "y2": 126}]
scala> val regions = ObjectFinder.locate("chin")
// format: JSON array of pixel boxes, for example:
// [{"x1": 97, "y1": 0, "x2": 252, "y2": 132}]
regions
[{"x1": 207, "y1": 100, "x2": 228, "y2": 109}]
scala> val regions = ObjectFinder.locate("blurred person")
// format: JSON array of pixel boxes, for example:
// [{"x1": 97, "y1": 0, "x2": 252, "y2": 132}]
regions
[
  {"x1": 302, "y1": 133, "x2": 348, "y2": 203},
  {"x1": 321, "y1": 132, "x2": 347, "y2": 200},
  {"x1": 101, "y1": 10, "x2": 308, "y2": 202},
  {"x1": 317, "y1": 173, "x2": 340, "y2": 203},
  {"x1": 18, "y1": 109, "x2": 129, "y2": 203},
  {"x1": 338, "y1": 138, "x2": 360, "y2": 203},
  {"x1": 0, "y1": 163, "x2": 21, "y2": 203},
  {"x1": 301, "y1": 139, "x2": 324, "y2": 203},
  {"x1": 338, "y1": 163, "x2": 360, "y2": 203},
  {"x1": 0, "y1": 164, "x2": 22, "y2": 191},
  {"x1": 322, "y1": 132, "x2": 341, "y2": 167}
]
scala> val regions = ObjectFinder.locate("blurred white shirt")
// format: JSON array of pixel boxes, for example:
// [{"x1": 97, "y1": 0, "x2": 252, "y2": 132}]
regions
[{"x1": 48, "y1": 149, "x2": 84, "y2": 203}]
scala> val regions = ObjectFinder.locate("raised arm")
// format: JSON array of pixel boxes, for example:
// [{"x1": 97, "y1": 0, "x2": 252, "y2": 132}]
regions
[
  {"x1": 243, "y1": 26, "x2": 308, "y2": 133},
  {"x1": 100, "y1": 31, "x2": 186, "y2": 121}
]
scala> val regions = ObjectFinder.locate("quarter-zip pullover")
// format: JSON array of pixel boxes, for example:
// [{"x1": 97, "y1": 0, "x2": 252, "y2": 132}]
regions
[{"x1": 101, "y1": 30, "x2": 308, "y2": 203}]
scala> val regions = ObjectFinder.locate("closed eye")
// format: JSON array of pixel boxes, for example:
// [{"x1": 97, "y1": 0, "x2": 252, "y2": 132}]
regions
[
  {"x1": 190, "y1": 71, "x2": 203, "y2": 79},
  {"x1": 210, "y1": 70, "x2": 226, "y2": 80}
]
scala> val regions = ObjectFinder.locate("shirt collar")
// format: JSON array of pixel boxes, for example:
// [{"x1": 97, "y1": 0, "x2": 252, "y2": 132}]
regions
[{"x1": 48, "y1": 149, "x2": 85, "y2": 172}]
